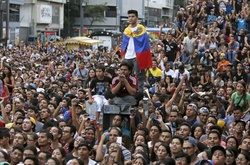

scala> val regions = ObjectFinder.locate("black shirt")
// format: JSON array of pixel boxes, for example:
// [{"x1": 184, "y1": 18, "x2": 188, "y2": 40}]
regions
[
  {"x1": 90, "y1": 76, "x2": 112, "y2": 95},
  {"x1": 162, "y1": 39, "x2": 178, "y2": 62}
]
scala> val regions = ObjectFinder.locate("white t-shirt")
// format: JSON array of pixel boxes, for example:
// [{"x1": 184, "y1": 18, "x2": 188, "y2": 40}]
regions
[{"x1": 125, "y1": 26, "x2": 138, "y2": 59}]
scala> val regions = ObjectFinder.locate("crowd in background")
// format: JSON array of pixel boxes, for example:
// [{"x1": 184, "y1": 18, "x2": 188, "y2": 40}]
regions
[{"x1": 0, "y1": 0, "x2": 250, "y2": 165}]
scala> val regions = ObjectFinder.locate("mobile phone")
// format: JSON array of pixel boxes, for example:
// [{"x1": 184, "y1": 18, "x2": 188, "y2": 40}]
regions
[
  {"x1": 117, "y1": 136, "x2": 122, "y2": 146},
  {"x1": 150, "y1": 114, "x2": 157, "y2": 120}
]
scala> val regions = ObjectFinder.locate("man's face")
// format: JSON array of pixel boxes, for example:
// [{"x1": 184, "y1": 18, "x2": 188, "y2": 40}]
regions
[
  {"x1": 112, "y1": 115, "x2": 122, "y2": 127},
  {"x1": 241, "y1": 138, "x2": 250, "y2": 151},
  {"x1": 38, "y1": 152, "x2": 47, "y2": 165},
  {"x1": 169, "y1": 111, "x2": 178, "y2": 122},
  {"x1": 128, "y1": 13, "x2": 138, "y2": 25},
  {"x1": 62, "y1": 126, "x2": 72, "y2": 141},
  {"x1": 183, "y1": 141, "x2": 196, "y2": 157},
  {"x1": 40, "y1": 109, "x2": 50, "y2": 120},
  {"x1": 11, "y1": 149, "x2": 23, "y2": 164},
  {"x1": 160, "y1": 132, "x2": 172, "y2": 144},
  {"x1": 120, "y1": 65, "x2": 130, "y2": 76},
  {"x1": 179, "y1": 125, "x2": 191, "y2": 139},
  {"x1": 22, "y1": 119, "x2": 33, "y2": 132},
  {"x1": 38, "y1": 132, "x2": 49, "y2": 147},
  {"x1": 233, "y1": 110, "x2": 243, "y2": 121},
  {"x1": 199, "y1": 112, "x2": 209, "y2": 123}
]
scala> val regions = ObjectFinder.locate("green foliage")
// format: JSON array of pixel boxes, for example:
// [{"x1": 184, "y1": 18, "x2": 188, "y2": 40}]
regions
[{"x1": 84, "y1": 4, "x2": 109, "y2": 29}]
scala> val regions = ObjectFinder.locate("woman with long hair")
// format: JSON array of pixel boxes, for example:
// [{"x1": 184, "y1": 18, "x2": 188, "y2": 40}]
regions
[
  {"x1": 2, "y1": 66, "x2": 14, "y2": 95},
  {"x1": 227, "y1": 80, "x2": 250, "y2": 115},
  {"x1": 83, "y1": 68, "x2": 96, "y2": 93}
]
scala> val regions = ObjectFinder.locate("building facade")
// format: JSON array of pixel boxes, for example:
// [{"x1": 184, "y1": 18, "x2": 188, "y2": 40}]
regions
[
  {"x1": 74, "y1": 0, "x2": 174, "y2": 34},
  {"x1": 2, "y1": 0, "x2": 66, "y2": 44}
]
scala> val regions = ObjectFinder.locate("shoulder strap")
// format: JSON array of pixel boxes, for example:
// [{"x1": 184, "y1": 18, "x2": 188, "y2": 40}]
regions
[{"x1": 79, "y1": 69, "x2": 84, "y2": 78}]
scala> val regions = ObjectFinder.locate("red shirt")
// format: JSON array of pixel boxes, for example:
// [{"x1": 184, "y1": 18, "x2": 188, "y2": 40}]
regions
[{"x1": 112, "y1": 75, "x2": 138, "y2": 96}]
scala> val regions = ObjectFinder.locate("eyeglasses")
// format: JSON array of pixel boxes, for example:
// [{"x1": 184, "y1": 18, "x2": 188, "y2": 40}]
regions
[
  {"x1": 236, "y1": 157, "x2": 247, "y2": 162},
  {"x1": 15, "y1": 122, "x2": 22, "y2": 125},
  {"x1": 183, "y1": 147, "x2": 194, "y2": 150}
]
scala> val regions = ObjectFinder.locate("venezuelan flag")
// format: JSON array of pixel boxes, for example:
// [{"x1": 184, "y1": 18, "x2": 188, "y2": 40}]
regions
[{"x1": 121, "y1": 24, "x2": 152, "y2": 70}]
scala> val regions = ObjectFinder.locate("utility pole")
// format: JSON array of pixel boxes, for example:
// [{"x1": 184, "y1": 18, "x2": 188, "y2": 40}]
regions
[
  {"x1": 6, "y1": 0, "x2": 9, "y2": 45},
  {"x1": 0, "y1": 1, "x2": 3, "y2": 39},
  {"x1": 80, "y1": 0, "x2": 83, "y2": 36},
  {"x1": 67, "y1": 0, "x2": 70, "y2": 36}
]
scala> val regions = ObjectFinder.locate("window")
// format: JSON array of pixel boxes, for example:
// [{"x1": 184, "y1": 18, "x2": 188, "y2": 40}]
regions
[
  {"x1": 52, "y1": 5, "x2": 59, "y2": 24},
  {"x1": 106, "y1": 6, "x2": 116, "y2": 17}
]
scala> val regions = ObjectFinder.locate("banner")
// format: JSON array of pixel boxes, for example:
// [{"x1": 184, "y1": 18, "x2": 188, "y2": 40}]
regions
[{"x1": 39, "y1": 5, "x2": 52, "y2": 23}]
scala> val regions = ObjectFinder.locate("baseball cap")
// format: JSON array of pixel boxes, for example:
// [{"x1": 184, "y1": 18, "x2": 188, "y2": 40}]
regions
[
  {"x1": 185, "y1": 136, "x2": 197, "y2": 146},
  {"x1": 188, "y1": 103, "x2": 198, "y2": 112},
  {"x1": 211, "y1": 146, "x2": 226, "y2": 156},
  {"x1": 199, "y1": 107, "x2": 209, "y2": 114},
  {"x1": 199, "y1": 160, "x2": 214, "y2": 165}
]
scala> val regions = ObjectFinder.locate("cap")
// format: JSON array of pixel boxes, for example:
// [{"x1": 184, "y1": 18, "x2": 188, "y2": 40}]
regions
[
  {"x1": 76, "y1": 103, "x2": 85, "y2": 110},
  {"x1": 0, "y1": 162, "x2": 10, "y2": 165},
  {"x1": 25, "y1": 117, "x2": 36, "y2": 125},
  {"x1": 205, "y1": 50, "x2": 209, "y2": 53},
  {"x1": 0, "y1": 121, "x2": 5, "y2": 127},
  {"x1": 199, "y1": 98, "x2": 208, "y2": 104},
  {"x1": 188, "y1": 103, "x2": 198, "y2": 112},
  {"x1": 199, "y1": 160, "x2": 214, "y2": 165},
  {"x1": 217, "y1": 119, "x2": 226, "y2": 128},
  {"x1": 211, "y1": 146, "x2": 226, "y2": 156},
  {"x1": 199, "y1": 107, "x2": 209, "y2": 114},
  {"x1": 27, "y1": 83, "x2": 36, "y2": 90},
  {"x1": 185, "y1": 136, "x2": 197, "y2": 146}
]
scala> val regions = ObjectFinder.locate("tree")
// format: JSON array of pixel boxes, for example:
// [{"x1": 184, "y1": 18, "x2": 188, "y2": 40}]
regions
[{"x1": 84, "y1": 4, "x2": 109, "y2": 30}]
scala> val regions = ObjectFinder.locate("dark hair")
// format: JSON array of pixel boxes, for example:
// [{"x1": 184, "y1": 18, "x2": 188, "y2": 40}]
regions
[
  {"x1": 96, "y1": 65, "x2": 106, "y2": 72},
  {"x1": 209, "y1": 125, "x2": 223, "y2": 136},
  {"x1": 172, "y1": 136, "x2": 184, "y2": 145},
  {"x1": 52, "y1": 147, "x2": 66, "y2": 164},
  {"x1": 0, "y1": 149, "x2": 10, "y2": 162},
  {"x1": 12, "y1": 145, "x2": 24, "y2": 153},
  {"x1": 24, "y1": 145, "x2": 38, "y2": 156},
  {"x1": 24, "y1": 155, "x2": 39, "y2": 165},
  {"x1": 175, "y1": 151, "x2": 191, "y2": 164},
  {"x1": 120, "y1": 61, "x2": 133, "y2": 72},
  {"x1": 65, "y1": 124, "x2": 77, "y2": 137},
  {"x1": 226, "y1": 136, "x2": 239, "y2": 149},
  {"x1": 208, "y1": 131, "x2": 221, "y2": 141},
  {"x1": 47, "y1": 157, "x2": 61, "y2": 165},
  {"x1": 156, "y1": 157, "x2": 176, "y2": 165},
  {"x1": 70, "y1": 158, "x2": 84, "y2": 165},
  {"x1": 127, "y1": 9, "x2": 138, "y2": 17},
  {"x1": 158, "y1": 143, "x2": 171, "y2": 157},
  {"x1": 191, "y1": 123, "x2": 205, "y2": 138},
  {"x1": 38, "y1": 150, "x2": 52, "y2": 160}
]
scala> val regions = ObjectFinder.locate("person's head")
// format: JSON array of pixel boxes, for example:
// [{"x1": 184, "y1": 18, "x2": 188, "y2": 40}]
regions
[
  {"x1": 208, "y1": 131, "x2": 221, "y2": 148},
  {"x1": 225, "y1": 147, "x2": 237, "y2": 165},
  {"x1": 112, "y1": 115, "x2": 123, "y2": 127},
  {"x1": 235, "y1": 120, "x2": 246, "y2": 134},
  {"x1": 175, "y1": 152, "x2": 191, "y2": 165},
  {"x1": 84, "y1": 127, "x2": 95, "y2": 142},
  {"x1": 226, "y1": 136, "x2": 239, "y2": 149},
  {"x1": 45, "y1": 157, "x2": 61, "y2": 165},
  {"x1": 0, "y1": 149, "x2": 10, "y2": 162},
  {"x1": 149, "y1": 124, "x2": 162, "y2": 141},
  {"x1": 38, "y1": 130, "x2": 53, "y2": 147},
  {"x1": 192, "y1": 123, "x2": 205, "y2": 140},
  {"x1": 160, "y1": 130, "x2": 172, "y2": 144},
  {"x1": 179, "y1": 122, "x2": 192, "y2": 139},
  {"x1": 62, "y1": 125, "x2": 76, "y2": 142},
  {"x1": 127, "y1": 9, "x2": 138, "y2": 25},
  {"x1": 10, "y1": 146, "x2": 24, "y2": 165},
  {"x1": 133, "y1": 156, "x2": 147, "y2": 165},
  {"x1": 183, "y1": 136, "x2": 198, "y2": 157},
  {"x1": 23, "y1": 145, "x2": 37, "y2": 161},
  {"x1": 52, "y1": 147, "x2": 66, "y2": 164},
  {"x1": 22, "y1": 117, "x2": 36, "y2": 133},
  {"x1": 49, "y1": 126, "x2": 62, "y2": 141},
  {"x1": 157, "y1": 143, "x2": 171, "y2": 160},
  {"x1": 95, "y1": 65, "x2": 105, "y2": 78},
  {"x1": 68, "y1": 158, "x2": 84, "y2": 165},
  {"x1": 186, "y1": 103, "x2": 198, "y2": 118},
  {"x1": 76, "y1": 141, "x2": 93, "y2": 160},
  {"x1": 0, "y1": 127, "x2": 10, "y2": 147},
  {"x1": 169, "y1": 110, "x2": 179, "y2": 123},
  {"x1": 108, "y1": 127, "x2": 122, "y2": 143},
  {"x1": 198, "y1": 107, "x2": 209, "y2": 124},
  {"x1": 211, "y1": 146, "x2": 226, "y2": 165},
  {"x1": 38, "y1": 151, "x2": 51, "y2": 165},
  {"x1": 119, "y1": 61, "x2": 133, "y2": 76},
  {"x1": 170, "y1": 136, "x2": 184, "y2": 154},
  {"x1": 134, "y1": 134, "x2": 146, "y2": 146},
  {"x1": 13, "y1": 132, "x2": 27, "y2": 147},
  {"x1": 236, "y1": 80, "x2": 246, "y2": 94},
  {"x1": 236, "y1": 152, "x2": 249, "y2": 165},
  {"x1": 23, "y1": 155, "x2": 39, "y2": 165},
  {"x1": 241, "y1": 137, "x2": 250, "y2": 152}
]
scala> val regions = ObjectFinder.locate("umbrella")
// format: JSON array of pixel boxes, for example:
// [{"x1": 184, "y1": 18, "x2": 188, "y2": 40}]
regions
[{"x1": 65, "y1": 36, "x2": 103, "y2": 45}]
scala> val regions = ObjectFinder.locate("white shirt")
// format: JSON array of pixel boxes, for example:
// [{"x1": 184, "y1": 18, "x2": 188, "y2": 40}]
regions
[
  {"x1": 173, "y1": 69, "x2": 190, "y2": 80},
  {"x1": 125, "y1": 26, "x2": 137, "y2": 59}
]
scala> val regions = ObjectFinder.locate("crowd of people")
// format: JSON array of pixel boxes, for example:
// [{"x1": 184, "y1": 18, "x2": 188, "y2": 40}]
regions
[{"x1": 0, "y1": 0, "x2": 249, "y2": 165}]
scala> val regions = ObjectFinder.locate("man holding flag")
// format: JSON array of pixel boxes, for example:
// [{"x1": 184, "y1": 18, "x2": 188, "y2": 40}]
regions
[{"x1": 121, "y1": 9, "x2": 152, "y2": 92}]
